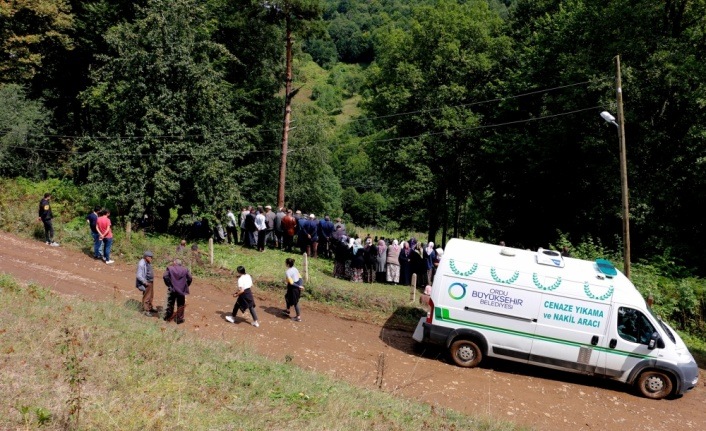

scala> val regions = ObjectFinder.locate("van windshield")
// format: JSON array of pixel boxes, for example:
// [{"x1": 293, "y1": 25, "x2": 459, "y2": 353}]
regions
[{"x1": 647, "y1": 307, "x2": 677, "y2": 344}]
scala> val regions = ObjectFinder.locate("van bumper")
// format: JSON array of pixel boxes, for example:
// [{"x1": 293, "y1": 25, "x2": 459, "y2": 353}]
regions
[
  {"x1": 675, "y1": 359, "x2": 699, "y2": 395},
  {"x1": 412, "y1": 317, "x2": 453, "y2": 346}
]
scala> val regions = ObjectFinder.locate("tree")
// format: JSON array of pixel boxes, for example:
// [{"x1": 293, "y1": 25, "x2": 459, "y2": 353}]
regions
[
  {"x1": 498, "y1": 0, "x2": 706, "y2": 265},
  {"x1": 0, "y1": 0, "x2": 73, "y2": 88},
  {"x1": 362, "y1": 0, "x2": 512, "y2": 242},
  {"x1": 0, "y1": 84, "x2": 53, "y2": 177},
  {"x1": 77, "y1": 0, "x2": 248, "y2": 231}
]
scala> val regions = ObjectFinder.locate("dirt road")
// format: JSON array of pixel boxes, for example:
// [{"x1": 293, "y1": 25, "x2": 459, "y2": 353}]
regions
[{"x1": 1, "y1": 231, "x2": 704, "y2": 431}]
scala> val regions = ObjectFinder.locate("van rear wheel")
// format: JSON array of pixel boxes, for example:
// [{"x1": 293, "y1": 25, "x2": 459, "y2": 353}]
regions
[
  {"x1": 637, "y1": 370, "x2": 673, "y2": 399},
  {"x1": 450, "y1": 339, "x2": 482, "y2": 368}
]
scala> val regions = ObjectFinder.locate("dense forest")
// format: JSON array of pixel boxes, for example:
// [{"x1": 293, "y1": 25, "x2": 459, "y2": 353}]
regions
[{"x1": 2, "y1": 0, "x2": 706, "y2": 272}]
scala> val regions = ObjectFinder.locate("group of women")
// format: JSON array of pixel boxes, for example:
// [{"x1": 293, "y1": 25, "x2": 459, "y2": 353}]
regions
[{"x1": 332, "y1": 235, "x2": 442, "y2": 287}]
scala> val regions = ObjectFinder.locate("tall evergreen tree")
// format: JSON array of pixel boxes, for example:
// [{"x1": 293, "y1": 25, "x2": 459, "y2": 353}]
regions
[{"x1": 77, "y1": 0, "x2": 249, "y2": 231}]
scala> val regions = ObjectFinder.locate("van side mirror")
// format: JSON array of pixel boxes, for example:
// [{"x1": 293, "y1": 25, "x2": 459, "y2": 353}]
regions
[{"x1": 648, "y1": 332, "x2": 661, "y2": 350}]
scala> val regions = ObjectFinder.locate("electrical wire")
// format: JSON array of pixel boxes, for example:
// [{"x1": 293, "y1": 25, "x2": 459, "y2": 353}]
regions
[{"x1": 7, "y1": 78, "x2": 605, "y2": 142}]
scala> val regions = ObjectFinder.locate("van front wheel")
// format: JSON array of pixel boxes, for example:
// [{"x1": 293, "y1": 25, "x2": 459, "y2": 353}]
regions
[
  {"x1": 450, "y1": 340, "x2": 482, "y2": 368},
  {"x1": 637, "y1": 370, "x2": 673, "y2": 399}
]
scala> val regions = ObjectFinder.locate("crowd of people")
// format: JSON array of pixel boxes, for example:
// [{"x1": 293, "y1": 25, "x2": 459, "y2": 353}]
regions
[
  {"x1": 220, "y1": 205, "x2": 444, "y2": 288},
  {"x1": 42, "y1": 192, "x2": 435, "y2": 328}
]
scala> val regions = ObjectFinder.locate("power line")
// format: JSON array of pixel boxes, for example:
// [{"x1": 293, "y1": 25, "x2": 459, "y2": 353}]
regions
[
  {"x1": 359, "y1": 105, "x2": 603, "y2": 145},
  {"x1": 10, "y1": 78, "x2": 605, "y2": 142},
  {"x1": 3, "y1": 105, "x2": 604, "y2": 155},
  {"x1": 343, "y1": 79, "x2": 607, "y2": 125}
]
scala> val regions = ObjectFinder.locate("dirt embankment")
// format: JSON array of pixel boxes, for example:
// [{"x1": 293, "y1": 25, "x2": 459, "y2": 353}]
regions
[{"x1": 1, "y1": 231, "x2": 704, "y2": 431}]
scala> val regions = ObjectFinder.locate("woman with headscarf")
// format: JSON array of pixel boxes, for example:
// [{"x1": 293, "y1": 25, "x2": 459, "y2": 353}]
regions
[
  {"x1": 350, "y1": 238, "x2": 365, "y2": 282},
  {"x1": 333, "y1": 234, "x2": 349, "y2": 279},
  {"x1": 363, "y1": 238, "x2": 376, "y2": 283},
  {"x1": 386, "y1": 239, "x2": 401, "y2": 284},
  {"x1": 423, "y1": 242, "x2": 437, "y2": 287},
  {"x1": 398, "y1": 241, "x2": 412, "y2": 286},
  {"x1": 345, "y1": 237, "x2": 356, "y2": 280},
  {"x1": 375, "y1": 239, "x2": 387, "y2": 283},
  {"x1": 433, "y1": 247, "x2": 443, "y2": 282},
  {"x1": 411, "y1": 241, "x2": 425, "y2": 288}
]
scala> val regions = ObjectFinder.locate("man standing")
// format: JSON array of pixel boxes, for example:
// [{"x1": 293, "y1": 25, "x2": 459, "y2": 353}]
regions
[
  {"x1": 37, "y1": 193, "x2": 59, "y2": 246},
  {"x1": 281, "y1": 209, "x2": 297, "y2": 252},
  {"x1": 96, "y1": 209, "x2": 114, "y2": 264},
  {"x1": 318, "y1": 215, "x2": 335, "y2": 259},
  {"x1": 225, "y1": 208, "x2": 238, "y2": 245},
  {"x1": 136, "y1": 251, "x2": 156, "y2": 315},
  {"x1": 296, "y1": 213, "x2": 310, "y2": 254},
  {"x1": 244, "y1": 207, "x2": 257, "y2": 248},
  {"x1": 306, "y1": 214, "x2": 319, "y2": 258},
  {"x1": 86, "y1": 205, "x2": 102, "y2": 258},
  {"x1": 163, "y1": 258, "x2": 193, "y2": 324},
  {"x1": 264, "y1": 205, "x2": 276, "y2": 248},
  {"x1": 239, "y1": 206, "x2": 249, "y2": 245},
  {"x1": 255, "y1": 206, "x2": 267, "y2": 252},
  {"x1": 274, "y1": 207, "x2": 285, "y2": 249}
]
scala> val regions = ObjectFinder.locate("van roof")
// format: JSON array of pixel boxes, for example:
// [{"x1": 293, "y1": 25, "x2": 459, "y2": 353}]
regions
[{"x1": 441, "y1": 239, "x2": 644, "y2": 306}]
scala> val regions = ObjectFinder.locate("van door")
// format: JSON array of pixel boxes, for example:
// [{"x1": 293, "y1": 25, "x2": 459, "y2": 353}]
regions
[
  {"x1": 530, "y1": 294, "x2": 610, "y2": 373},
  {"x1": 437, "y1": 274, "x2": 541, "y2": 362},
  {"x1": 600, "y1": 306, "x2": 660, "y2": 380}
]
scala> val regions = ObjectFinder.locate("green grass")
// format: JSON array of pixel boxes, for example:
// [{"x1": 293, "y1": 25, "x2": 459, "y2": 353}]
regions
[{"x1": 0, "y1": 273, "x2": 526, "y2": 431}]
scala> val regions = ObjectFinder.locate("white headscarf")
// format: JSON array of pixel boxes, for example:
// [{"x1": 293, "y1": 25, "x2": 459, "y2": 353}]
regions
[
  {"x1": 426, "y1": 241, "x2": 435, "y2": 255},
  {"x1": 353, "y1": 238, "x2": 362, "y2": 254}
]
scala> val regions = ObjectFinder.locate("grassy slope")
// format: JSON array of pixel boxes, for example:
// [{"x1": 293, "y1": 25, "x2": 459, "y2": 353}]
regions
[{"x1": 0, "y1": 274, "x2": 525, "y2": 431}]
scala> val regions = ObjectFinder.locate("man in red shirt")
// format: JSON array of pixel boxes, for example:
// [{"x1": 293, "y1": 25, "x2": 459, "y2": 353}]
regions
[
  {"x1": 96, "y1": 209, "x2": 114, "y2": 264},
  {"x1": 281, "y1": 209, "x2": 297, "y2": 253}
]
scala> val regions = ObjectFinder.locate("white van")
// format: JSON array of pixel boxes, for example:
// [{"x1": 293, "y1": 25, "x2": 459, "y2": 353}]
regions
[{"x1": 413, "y1": 238, "x2": 699, "y2": 399}]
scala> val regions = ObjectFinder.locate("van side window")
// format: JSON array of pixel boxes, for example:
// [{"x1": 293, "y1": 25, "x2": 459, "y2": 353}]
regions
[{"x1": 617, "y1": 307, "x2": 656, "y2": 345}]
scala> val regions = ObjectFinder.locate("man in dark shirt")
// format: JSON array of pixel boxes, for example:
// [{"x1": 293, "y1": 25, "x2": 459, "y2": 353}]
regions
[
  {"x1": 163, "y1": 258, "x2": 193, "y2": 324},
  {"x1": 37, "y1": 193, "x2": 59, "y2": 246},
  {"x1": 318, "y1": 216, "x2": 335, "y2": 258},
  {"x1": 244, "y1": 208, "x2": 257, "y2": 248},
  {"x1": 86, "y1": 205, "x2": 102, "y2": 259}
]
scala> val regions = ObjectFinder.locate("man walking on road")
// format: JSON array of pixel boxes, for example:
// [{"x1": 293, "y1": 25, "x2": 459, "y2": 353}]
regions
[
  {"x1": 163, "y1": 258, "x2": 192, "y2": 324},
  {"x1": 136, "y1": 251, "x2": 156, "y2": 316},
  {"x1": 86, "y1": 205, "x2": 102, "y2": 259},
  {"x1": 37, "y1": 193, "x2": 59, "y2": 246}
]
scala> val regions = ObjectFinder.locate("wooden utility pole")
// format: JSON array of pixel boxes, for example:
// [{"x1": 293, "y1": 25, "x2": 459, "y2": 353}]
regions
[
  {"x1": 615, "y1": 55, "x2": 631, "y2": 279},
  {"x1": 277, "y1": 9, "x2": 293, "y2": 210}
]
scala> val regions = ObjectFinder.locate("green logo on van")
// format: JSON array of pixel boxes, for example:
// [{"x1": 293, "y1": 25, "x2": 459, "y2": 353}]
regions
[
  {"x1": 448, "y1": 282, "x2": 467, "y2": 300},
  {"x1": 449, "y1": 260, "x2": 478, "y2": 277},
  {"x1": 490, "y1": 268, "x2": 519, "y2": 285},
  {"x1": 583, "y1": 283, "x2": 614, "y2": 301}
]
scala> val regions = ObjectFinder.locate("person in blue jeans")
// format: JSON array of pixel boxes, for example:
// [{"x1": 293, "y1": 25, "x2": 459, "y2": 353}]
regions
[
  {"x1": 86, "y1": 205, "x2": 103, "y2": 259},
  {"x1": 96, "y1": 209, "x2": 114, "y2": 264}
]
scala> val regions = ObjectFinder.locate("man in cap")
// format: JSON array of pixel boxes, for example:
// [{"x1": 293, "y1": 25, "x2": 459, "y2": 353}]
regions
[
  {"x1": 136, "y1": 251, "x2": 156, "y2": 315},
  {"x1": 37, "y1": 192, "x2": 59, "y2": 246},
  {"x1": 163, "y1": 258, "x2": 193, "y2": 324}
]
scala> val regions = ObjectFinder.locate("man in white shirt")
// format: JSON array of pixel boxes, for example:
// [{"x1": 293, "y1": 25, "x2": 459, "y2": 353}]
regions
[
  {"x1": 254, "y1": 206, "x2": 267, "y2": 252},
  {"x1": 225, "y1": 208, "x2": 238, "y2": 245}
]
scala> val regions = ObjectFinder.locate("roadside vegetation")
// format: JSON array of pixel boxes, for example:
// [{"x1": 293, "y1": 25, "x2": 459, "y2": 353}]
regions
[{"x1": 0, "y1": 273, "x2": 526, "y2": 431}]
